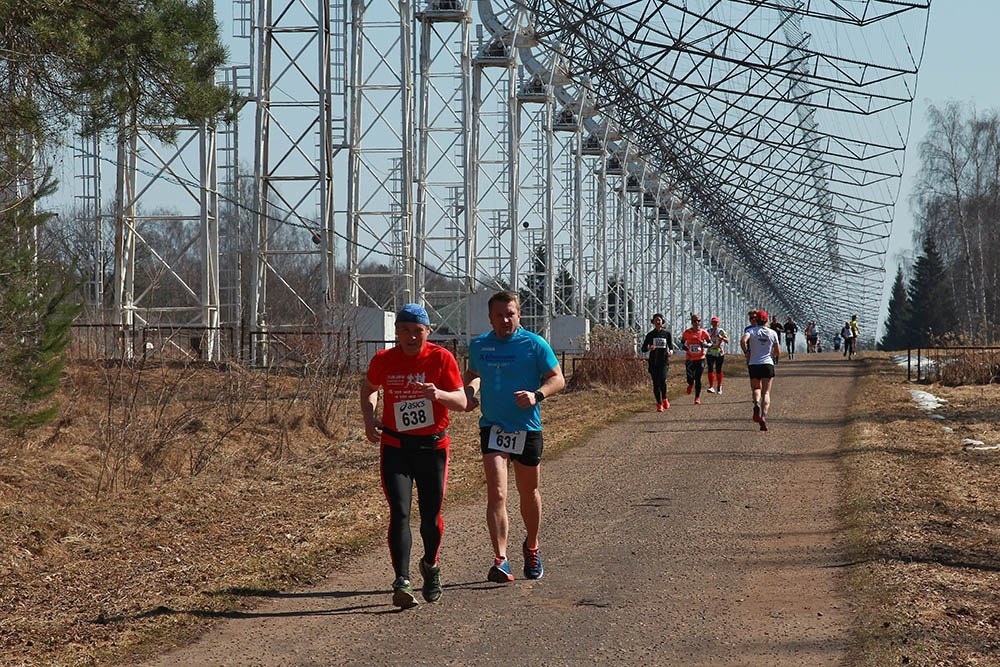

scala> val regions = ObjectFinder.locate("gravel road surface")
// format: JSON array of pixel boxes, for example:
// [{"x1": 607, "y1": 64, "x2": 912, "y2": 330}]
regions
[{"x1": 146, "y1": 354, "x2": 858, "y2": 666}]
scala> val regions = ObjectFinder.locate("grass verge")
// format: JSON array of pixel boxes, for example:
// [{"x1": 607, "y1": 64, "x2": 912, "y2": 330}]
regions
[{"x1": 840, "y1": 354, "x2": 1000, "y2": 666}]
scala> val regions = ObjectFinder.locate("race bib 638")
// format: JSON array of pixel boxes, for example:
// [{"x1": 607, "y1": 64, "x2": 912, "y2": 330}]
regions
[{"x1": 394, "y1": 398, "x2": 432, "y2": 432}]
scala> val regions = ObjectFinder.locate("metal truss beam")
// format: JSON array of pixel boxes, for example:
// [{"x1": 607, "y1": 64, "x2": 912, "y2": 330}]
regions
[{"x1": 72, "y1": 0, "x2": 931, "y2": 352}]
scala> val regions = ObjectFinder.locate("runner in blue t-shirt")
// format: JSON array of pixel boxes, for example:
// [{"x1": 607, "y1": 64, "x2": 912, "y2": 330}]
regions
[{"x1": 463, "y1": 291, "x2": 565, "y2": 584}]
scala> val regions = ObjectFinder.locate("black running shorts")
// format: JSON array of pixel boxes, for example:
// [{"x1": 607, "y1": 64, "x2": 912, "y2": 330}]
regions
[
  {"x1": 747, "y1": 363, "x2": 775, "y2": 379},
  {"x1": 479, "y1": 427, "x2": 544, "y2": 467}
]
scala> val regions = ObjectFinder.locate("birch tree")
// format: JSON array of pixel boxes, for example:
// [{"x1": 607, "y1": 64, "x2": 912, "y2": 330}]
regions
[{"x1": 914, "y1": 102, "x2": 1000, "y2": 341}]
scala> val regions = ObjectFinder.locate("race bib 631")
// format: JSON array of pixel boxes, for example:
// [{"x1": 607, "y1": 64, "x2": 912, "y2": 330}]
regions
[{"x1": 487, "y1": 426, "x2": 527, "y2": 455}]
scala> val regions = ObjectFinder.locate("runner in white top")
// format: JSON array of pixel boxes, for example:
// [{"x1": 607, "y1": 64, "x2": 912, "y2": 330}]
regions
[{"x1": 740, "y1": 309, "x2": 781, "y2": 432}]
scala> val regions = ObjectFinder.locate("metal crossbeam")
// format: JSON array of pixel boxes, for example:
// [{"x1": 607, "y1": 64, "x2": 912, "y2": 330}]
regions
[{"x1": 76, "y1": 0, "x2": 930, "y2": 357}]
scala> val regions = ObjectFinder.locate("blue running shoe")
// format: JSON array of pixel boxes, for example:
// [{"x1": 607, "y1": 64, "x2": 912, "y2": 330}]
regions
[
  {"x1": 522, "y1": 540, "x2": 544, "y2": 580},
  {"x1": 487, "y1": 557, "x2": 514, "y2": 583}
]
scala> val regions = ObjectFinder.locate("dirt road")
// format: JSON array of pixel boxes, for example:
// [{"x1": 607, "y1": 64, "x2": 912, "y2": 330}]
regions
[{"x1": 145, "y1": 355, "x2": 858, "y2": 666}]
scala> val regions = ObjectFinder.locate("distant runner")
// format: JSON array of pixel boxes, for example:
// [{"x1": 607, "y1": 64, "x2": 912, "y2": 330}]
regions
[{"x1": 740, "y1": 309, "x2": 781, "y2": 432}]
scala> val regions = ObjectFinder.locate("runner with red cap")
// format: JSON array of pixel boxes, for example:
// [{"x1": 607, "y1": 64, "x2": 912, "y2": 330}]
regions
[{"x1": 740, "y1": 310, "x2": 781, "y2": 431}]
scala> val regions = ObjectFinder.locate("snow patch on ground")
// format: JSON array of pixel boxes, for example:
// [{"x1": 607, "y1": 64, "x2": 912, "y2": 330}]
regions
[
  {"x1": 963, "y1": 439, "x2": 1000, "y2": 451},
  {"x1": 909, "y1": 389, "x2": 946, "y2": 412},
  {"x1": 907, "y1": 389, "x2": 998, "y2": 452}
]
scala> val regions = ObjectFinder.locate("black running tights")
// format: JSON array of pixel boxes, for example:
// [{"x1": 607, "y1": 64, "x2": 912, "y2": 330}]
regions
[
  {"x1": 649, "y1": 365, "x2": 668, "y2": 402},
  {"x1": 380, "y1": 444, "x2": 448, "y2": 579}
]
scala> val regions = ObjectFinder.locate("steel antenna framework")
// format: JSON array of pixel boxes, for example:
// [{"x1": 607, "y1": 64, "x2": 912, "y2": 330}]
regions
[
  {"x1": 509, "y1": 0, "x2": 930, "y2": 333},
  {"x1": 79, "y1": 0, "x2": 929, "y2": 360}
]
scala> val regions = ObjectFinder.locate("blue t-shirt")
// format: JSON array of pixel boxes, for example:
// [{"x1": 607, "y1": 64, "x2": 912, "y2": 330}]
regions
[{"x1": 468, "y1": 327, "x2": 559, "y2": 432}]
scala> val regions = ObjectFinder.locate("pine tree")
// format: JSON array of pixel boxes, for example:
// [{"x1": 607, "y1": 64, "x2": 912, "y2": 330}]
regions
[
  {"x1": 1, "y1": 0, "x2": 234, "y2": 144},
  {"x1": 0, "y1": 169, "x2": 82, "y2": 431},
  {"x1": 0, "y1": 0, "x2": 231, "y2": 430},
  {"x1": 907, "y1": 234, "x2": 955, "y2": 347},
  {"x1": 879, "y1": 265, "x2": 912, "y2": 350}
]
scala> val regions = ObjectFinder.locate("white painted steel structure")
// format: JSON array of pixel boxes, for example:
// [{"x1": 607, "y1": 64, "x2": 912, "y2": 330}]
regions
[{"x1": 73, "y1": 0, "x2": 930, "y2": 360}]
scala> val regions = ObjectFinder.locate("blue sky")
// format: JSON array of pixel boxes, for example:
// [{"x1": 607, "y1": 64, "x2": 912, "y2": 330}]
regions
[
  {"x1": 876, "y1": 0, "x2": 997, "y2": 333},
  {"x1": 890, "y1": 0, "x2": 998, "y2": 265}
]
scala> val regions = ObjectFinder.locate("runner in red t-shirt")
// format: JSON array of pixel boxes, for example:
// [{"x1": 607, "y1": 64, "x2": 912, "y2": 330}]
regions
[
  {"x1": 360, "y1": 303, "x2": 467, "y2": 609},
  {"x1": 681, "y1": 313, "x2": 712, "y2": 404}
]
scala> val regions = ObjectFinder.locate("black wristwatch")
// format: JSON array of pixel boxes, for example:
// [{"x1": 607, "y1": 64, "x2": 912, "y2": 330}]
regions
[{"x1": 533, "y1": 390, "x2": 545, "y2": 403}]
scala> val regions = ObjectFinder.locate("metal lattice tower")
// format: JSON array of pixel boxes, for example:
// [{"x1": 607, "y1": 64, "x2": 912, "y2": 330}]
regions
[
  {"x1": 413, "y1": 1, "x2": 473, "y2": 334},
  {"x1": 469, "y1": 17, "x2": 523, "y2": 299},
  {"x1": 107, "y1": 119, "x2": 221, "y2": 360},
  {"x1": 73, "y1": 133, "x2": 105, "y2": 313},
  {"x1": 250, "y1": 0, "x2": 338, "y2": 364},
  {"x1": 345, "y1": 0, "x2": 414, "y2": 312},
  {"x1": 70, "y1": 0, "x2": 931, "y2": 353}
]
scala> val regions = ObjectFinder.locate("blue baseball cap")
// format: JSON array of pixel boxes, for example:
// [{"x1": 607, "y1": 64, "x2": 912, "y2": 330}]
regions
[{"x1": 395, "y1": 303, "x2": 430, "y2": 326}]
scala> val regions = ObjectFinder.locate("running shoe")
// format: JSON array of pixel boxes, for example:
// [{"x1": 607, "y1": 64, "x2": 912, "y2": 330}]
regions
[
  {"x1": 487, "y1": 557, "x2": 515, "y2": 583},
  {"x1": 706, "y1": 387, "x2": 716, "y2": 394},
  {"x1": 419, "y1": 559, "x2": 442, "y2": 603},
  {"x1": 656, "y1": 403, "x2": 664, "y2": 413},
  {"x1": 522, "y1": 541, "x2": 544, "y2": 580},
  {"x1": 716, "y1": 387, "x2": 723, "y2": 395},
  {"x1": 752, "y1": 405, "x2": 761, "y2": 423},
  {"x1": 694, "y1": 397, "x2": 701, "y2": 405},
  {"x1": 759, "y1": 419, "x2": 768, "y2": 432},
  {"x1": 391, "y1": 576, "x2": 419, "y2": 609},
  {"x1": 686, "y1": 383, "x2": 693, "y2": 394},
  {"x1": 662, "y1": 398, "x2": 670, "y2": 410}
]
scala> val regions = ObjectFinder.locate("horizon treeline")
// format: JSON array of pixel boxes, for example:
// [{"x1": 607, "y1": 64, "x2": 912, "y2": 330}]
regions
[{"x1": 880, "y1": 102, "x2": 1000, "y2": 350}]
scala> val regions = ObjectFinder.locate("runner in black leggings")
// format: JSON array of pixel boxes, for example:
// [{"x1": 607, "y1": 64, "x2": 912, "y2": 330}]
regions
[
  {"x1": 361, "y1": 303, "x2": 467, "y2": 608},
  {"x1": 782, "y1": 316, "x2": 798, "y2": 360},
  {"x1": 381, "y1": 444, "x2": 447, "y2": 586},
  {"x1": 640, "y1": 313, "x2": 673, "y2": 411}
]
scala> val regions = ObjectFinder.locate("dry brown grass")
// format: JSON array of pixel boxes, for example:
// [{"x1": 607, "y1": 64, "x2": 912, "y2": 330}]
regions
[
  {"x1": 842, "y1": 354, "x2": 1000, "y2": 666},
  {"x1": 0, "y1": 359, "x2": 651, "y2": 666},
  {"x1": 2, "y1": 352, "x2": 999, "y2": 666}
]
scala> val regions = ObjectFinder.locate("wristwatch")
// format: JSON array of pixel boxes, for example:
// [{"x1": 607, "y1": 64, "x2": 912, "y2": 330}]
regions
[{"x1": 533, "y1": 390, "x2": 545, "y2": 403}]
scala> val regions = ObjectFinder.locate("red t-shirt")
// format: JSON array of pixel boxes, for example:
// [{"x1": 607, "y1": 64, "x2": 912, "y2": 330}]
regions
[
  {"x1": 681, "y1": 327, "x2": 712, "y2": 361},
  {"x1": 365, "y1": 342, "x2": 463, "y2": 448}
]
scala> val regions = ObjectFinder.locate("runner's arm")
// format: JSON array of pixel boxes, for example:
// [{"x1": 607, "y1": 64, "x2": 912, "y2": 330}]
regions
[
  {"x1": 418, "y1": 382, "x2": 467, "y2": 412},
  {"x1": 462, "y1": 369, "x2": 481, "y2": 412},
  {"x1": 359, "y1": 378, "x2": 384, "y2": 443},
  {"x1": 536, "y1": 365, "x2": 565, "y2": 402}
]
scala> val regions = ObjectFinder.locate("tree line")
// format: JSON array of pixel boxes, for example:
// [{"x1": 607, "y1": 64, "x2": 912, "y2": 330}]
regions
[
  {"x1": 880, "y1": 102, "x2": 1000, "y2": 350},
  {"x1": 1, "y1": 0, "x2": 233, "y2": 429}
]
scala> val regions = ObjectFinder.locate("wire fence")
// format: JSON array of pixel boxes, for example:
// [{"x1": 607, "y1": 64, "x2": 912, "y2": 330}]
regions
[
  {"x1": 69, "y1": 324, "x2": 466, "y2": 372},
  {"x1": 905, "y1": 346, "x2": 1000, "y2": 385},
  {"x1": 68, "y1": 324, "x2": 614, "y2": 383}
]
